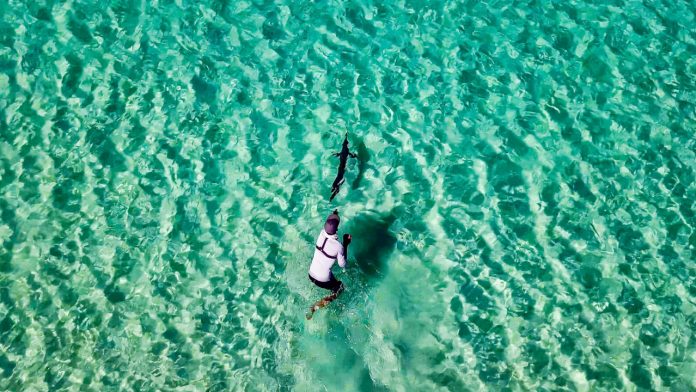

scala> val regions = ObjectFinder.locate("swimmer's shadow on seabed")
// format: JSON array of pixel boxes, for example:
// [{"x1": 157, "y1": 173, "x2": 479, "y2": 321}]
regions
[{"x1": 344, "y1": 211, "x2": 398, "y2": 283}]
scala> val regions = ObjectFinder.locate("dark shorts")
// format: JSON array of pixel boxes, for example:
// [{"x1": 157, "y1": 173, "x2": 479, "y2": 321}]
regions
[{"x1": 309, "y1": 273, "x2": 343, "y2": 293}]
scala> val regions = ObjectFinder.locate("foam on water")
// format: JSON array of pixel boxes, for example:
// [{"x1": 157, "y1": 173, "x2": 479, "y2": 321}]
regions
[{"x1": 1, "y1": 0, "x2": 696, "y2": 390}]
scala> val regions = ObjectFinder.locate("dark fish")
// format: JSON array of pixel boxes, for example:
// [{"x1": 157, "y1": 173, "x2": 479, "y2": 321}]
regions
[{"x1": 329, "y1": 133, "x2": 357, "y2": 201}]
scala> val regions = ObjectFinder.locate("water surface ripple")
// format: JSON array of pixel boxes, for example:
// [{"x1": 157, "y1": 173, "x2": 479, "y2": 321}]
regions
[{"x1": 1, "y1": 0, "x2": 695, "y2": 390}]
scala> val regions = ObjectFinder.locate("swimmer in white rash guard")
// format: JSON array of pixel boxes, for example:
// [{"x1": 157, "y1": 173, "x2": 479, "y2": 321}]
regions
[{"x1": 306, "y1": 209, "x2": 352, "y2": 319}]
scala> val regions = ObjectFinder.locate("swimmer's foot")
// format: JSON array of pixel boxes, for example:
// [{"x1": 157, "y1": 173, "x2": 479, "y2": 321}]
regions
[{"x1": 306, "y1": 305, "x2": 318, "y2": 320}]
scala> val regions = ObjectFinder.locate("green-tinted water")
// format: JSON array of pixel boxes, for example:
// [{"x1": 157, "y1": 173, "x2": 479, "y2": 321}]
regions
[{"x1": 1, "y1": 0, "x2": 696, "y2": 390}]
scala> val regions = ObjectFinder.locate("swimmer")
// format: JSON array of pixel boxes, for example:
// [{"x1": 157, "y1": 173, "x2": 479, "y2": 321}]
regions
[{"x1": 306, "y1": 209, "x2": 352, "y2": 319}]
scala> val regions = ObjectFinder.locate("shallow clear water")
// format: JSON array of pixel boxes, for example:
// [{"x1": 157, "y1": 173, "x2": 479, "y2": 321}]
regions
[{"x1": 1, "y1": 0, "x2": 696, "y2": 390}]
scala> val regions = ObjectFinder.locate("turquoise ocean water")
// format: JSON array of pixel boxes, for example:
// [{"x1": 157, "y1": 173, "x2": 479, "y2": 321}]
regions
[{"x1": 1, "y1": 0, "x2": 696, "y2": 390}]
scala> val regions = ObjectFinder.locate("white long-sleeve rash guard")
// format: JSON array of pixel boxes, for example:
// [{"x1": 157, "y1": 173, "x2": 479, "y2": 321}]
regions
[{"x1": 308, "y1": 229, "x2": 346, "y2": 282}]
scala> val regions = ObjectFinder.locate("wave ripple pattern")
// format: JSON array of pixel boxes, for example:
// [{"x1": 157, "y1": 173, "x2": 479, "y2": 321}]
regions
[{"x1": 1, "y1": 0, "x2": 696, "y2": 391}]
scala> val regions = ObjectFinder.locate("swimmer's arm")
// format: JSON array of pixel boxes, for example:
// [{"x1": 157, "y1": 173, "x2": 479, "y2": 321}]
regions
[
  {"x1": 340, "y1": 234, "x2": 352, "y2": 268},
  {"x1": 337, "y1": 250, "x2": 346, "y2": 269}
]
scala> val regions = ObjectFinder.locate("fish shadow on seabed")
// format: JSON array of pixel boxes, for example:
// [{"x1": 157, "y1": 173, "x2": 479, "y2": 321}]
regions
[{"x1": 351, "y1": 140, "x2": 370, "y2": 190}]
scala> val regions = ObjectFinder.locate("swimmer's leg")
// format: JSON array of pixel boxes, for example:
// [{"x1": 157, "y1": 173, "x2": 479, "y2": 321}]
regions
[
  {"x1": 334, "y1": 280, "x2": 344, "y2": 296},
  {"x1": 306, "y1": 281, "x2": 344, "y2": 320}
]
